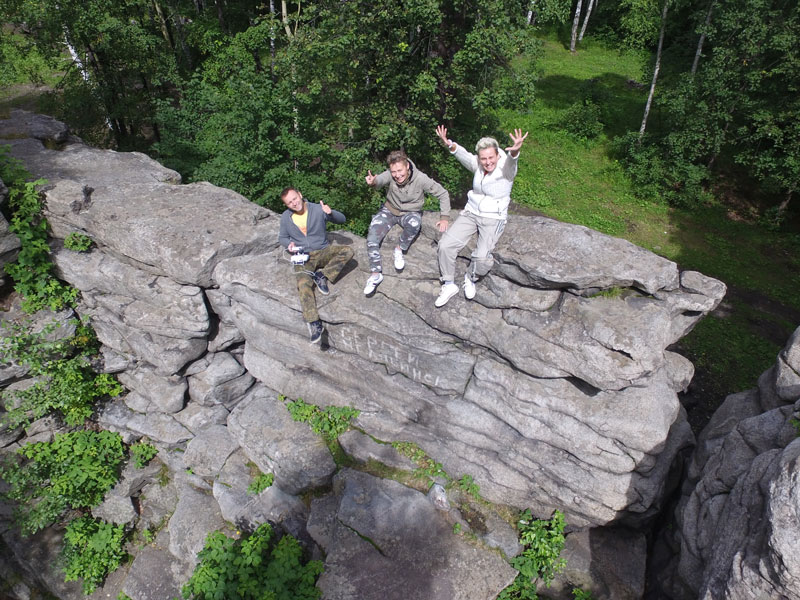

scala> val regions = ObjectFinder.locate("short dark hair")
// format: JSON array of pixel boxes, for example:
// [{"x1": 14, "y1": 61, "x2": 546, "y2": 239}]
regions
[
  {"x1": 386, "y1": 150, "x2": 409, "y2": 167},
  {"x1": 280, "y1": 186, "x2": 299, "y2": 200}
]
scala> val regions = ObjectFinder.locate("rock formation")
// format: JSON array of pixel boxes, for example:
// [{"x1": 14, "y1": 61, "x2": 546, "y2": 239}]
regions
[
  {"x1": 0, "y1": 110, "x2": 729, "y2": 599},
  {"x1": 653, "y1": 326, "x2": 800, "y2": 599}
]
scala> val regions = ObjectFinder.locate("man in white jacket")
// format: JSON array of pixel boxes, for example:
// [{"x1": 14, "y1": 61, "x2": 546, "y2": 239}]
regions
[{"x1": 434, "y1": 125, "x2": 528, "y2": 307}]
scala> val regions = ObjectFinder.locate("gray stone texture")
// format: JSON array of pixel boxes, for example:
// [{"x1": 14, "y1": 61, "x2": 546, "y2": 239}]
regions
[
  {"x1": 187, "y1": 351, "x2": 254, "y2": 406},
  {"x1": 541, "y1": 527, "x2": 647, "y2": 600},
  {"x1": 658, "y1": 326, "x2": 800, "y2": 600},
  {"x1": 122, "y1": 529, "x2": 189, "y2": 600},
  {"x1": 167, "y1": 484, "x2": 227, "y2": 566},
  {"x1": 227, "y1": 386, "x2": 337, "y2": 495},
  {"x1": 117, "y1": 363, "x2": 188, "y2": 413},
  {"x1": 312, "y1": 469, "x2": 518, "y2": 600},
  {"x1": 52, "y1": 247, "x2": 209, "y2": 375},
  {"x1": 182, "y1": 424, "x2": 239, "y2": 477},
  {"x1": 0, "y1": 211, "x2": 20, "y2": 286},
  {"x1": 338, "y1": 430, "x2": 416, "y2": 471}
]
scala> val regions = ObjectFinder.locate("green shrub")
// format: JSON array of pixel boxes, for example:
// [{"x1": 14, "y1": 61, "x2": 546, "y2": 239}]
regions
[
  {"x1": 284, "y1": 397, "x2": 360, "y2": 441},
  {"x1": 3, "y1": 176, "x2": 78, "y2": 312},
  {"x1": 613, "y1": 131, "x2": 711, "y2": 208},
  {"x1": 561, "y1": 101, "x2": 603, "y2": 140},
  {"x1": 0, "y1": 430, "x2": 125, "y2": 535},
  {"x1": 0, "y1": 32, "x2": 58, "y2": 86},
  {"x1": 182, "y1": 523, "x2": 323, "y2": 600},
  {"x1": 63, "y1": 232, "x2": 93, "y2": 252},
  {"x1": 0, "y1": 319, "x2": 123, "y2": 429},
  {"x1": 130, "y1": 441, "x2": 159, "y2": 469},
  {"x1": 62, "y1": 516, "x2": 127, "y2": 594},
  {"x1": 498, "y1": 509, "x2": 567, "y2": 599},
  {"x1": 247, "y1": 471, "x2": 275, "y2": 495}
]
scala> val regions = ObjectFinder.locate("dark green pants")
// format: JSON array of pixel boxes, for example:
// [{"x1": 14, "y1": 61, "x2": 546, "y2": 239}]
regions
[{"x1": 294, "y1": 245, "x2": 354, "y2": 322}]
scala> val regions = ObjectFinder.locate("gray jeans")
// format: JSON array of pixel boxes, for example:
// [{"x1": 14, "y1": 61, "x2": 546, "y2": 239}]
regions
[
  {"x1": 366, "y1": 206, "x2": 422, "y2": 273},
  {"x1": 437, "y1": 210, "x2": 506, "y2": 282}
]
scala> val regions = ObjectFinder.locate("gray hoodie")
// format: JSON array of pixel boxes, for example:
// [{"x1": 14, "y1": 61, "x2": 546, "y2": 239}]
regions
[{"x1": 371, "y1": 158, "x2": 451, "y2": 218}]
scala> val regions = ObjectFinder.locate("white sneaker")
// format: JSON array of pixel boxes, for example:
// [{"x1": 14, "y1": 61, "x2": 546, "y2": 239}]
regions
[
  {"x1": 363, "y1": 272, "x2": 384, "y2": 295},
  {"x1": 393, "y1": 247, "x2": 405, "y2": 270},
  {"x1": 464, "y1": 274, "x2": 476, "y2": 300},
  {"x1": 435, "y1": 283, "x2": 459, "y2": 307}
]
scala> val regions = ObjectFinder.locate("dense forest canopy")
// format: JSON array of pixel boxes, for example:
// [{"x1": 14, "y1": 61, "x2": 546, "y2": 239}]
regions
[{"x1": 1, "y1": 0, "x2": 798, "y2": 230}]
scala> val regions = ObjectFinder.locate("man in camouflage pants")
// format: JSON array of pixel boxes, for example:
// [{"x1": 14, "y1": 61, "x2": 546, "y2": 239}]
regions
[{"x1": 278, "y1": 187, "x2": 354, "y2": 343}]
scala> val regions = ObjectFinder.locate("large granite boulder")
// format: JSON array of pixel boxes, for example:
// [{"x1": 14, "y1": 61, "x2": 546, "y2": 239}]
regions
[
  {"x1": 227, "y1": 386, "x2": 337, "y2": 495},
  {"x1": 656, "y1": 326, "x2": 800, "y2": 599},
  {"x1": 0, "y1": 111, "x2": 734, "y2": 598},
  {"x1": 310, "y1": 469, "x2": 518, "y2": 600},
  {"x1": 52, "y1": 247, "x2": 210, "y2": 375},
  {"x1": 212, "y1": 226, "x2": 710, "y2": 527}
]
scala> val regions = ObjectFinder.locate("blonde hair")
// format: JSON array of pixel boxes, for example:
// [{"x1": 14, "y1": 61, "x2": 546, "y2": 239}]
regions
[{"x1": 475, "y1": 137, "x2": 499, "y2": 154}]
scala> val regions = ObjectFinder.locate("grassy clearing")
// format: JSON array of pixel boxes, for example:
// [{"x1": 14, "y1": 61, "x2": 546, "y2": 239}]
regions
[{"x1": 503, "y1": 31, "x2": 800, "y2": 427}]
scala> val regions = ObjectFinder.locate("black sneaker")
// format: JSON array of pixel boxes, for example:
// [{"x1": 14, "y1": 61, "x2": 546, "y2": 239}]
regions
[
  {"x1": 308, "y1": 320, "x2": 324, "y2": 344},
  {"x1": 313, "y1": 271, "x2": 330, "y2": 295}
]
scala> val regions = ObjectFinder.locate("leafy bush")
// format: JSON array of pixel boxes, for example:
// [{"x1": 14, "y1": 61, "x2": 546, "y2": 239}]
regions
[
  {"x1": 0, "y1": 319, "x2": 123, "y2": 429},
  {"x1": 561, "y1": 101, "x2": 603, "y2": 140},
  {"x1": 498, "y1": 509, "x2": 567, "y2": 599},
  {"x1": 0, "y1": 32, "x2": 57, "y2": 86},
  {"x1": 3, "y1": 175, "x2": 78, "y2": 312},
  {"x1": 63, "y1": 232, "x2": 93, "y2": 252},
  {"x1": 285, "y1": 398, "x2": 359, "y2": 441},
  {"x1": 0, "y1": 430, "x2": 125, "y2": 535},
  {"x1": 62, "y1": 516, "x2": 127, "y2": 594},
  {"x1": 130, "y1": 441, "x2": 158, "y2": 468},
  {"x1": 613, "y1": 131, "x2": 711, "y2": 208},
  {"x1": 182, "y1": 523, "x2": 323, "y2": 600}
]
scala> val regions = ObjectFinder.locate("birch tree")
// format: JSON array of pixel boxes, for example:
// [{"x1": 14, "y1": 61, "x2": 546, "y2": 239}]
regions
[
  {"x1": 639, "y1": 0, "x2": 669, "y2": 137},
  {"x1": 570, "y1": 0, "x2": 584, "y2": 52},
  {"x1": 691, "y1": 0, "x2": 715, "y2": 75},
  {"x1": 578, "y1": 0, "x2": 596, "y2": 42}
]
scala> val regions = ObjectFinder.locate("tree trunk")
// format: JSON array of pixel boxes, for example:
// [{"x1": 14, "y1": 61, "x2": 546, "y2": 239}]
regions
[
  {"x1": 214, "y1": 0, "x2": 228, "y2": 34},
  {"x1": 707, "y1": 119, "x2": 730, "y2": 168},
  {"x1": 169, "y1": 8, "x2": 193, "y2": 70},
  {"x1": 269, "y1": 0, "x2": 276, "y2": 76},
  {"x1": 691, "y1": 0, "x2": 714, "y2": 76},
  {"x1": 527, "y1": 0, "x2": 536, "y2": 26},
  {"x1": 281, "y1": 0, "x2": 300, "y2": 38},
  {"x1": 777, "y1": 189, "x2": 792, "y2": 214},
  {"x1": 63, "y1": 32, "x2": 89, "y2": 82},
  {"x1": 570, "y1": 0, "x2": 584, "y2": 52},
  {"x1": 639, "y1": 0, "x2": 669, "y2": 138},
  {"x1": 578, "y1": 0, "x2": 596, "y2": 42},
  {"x1": 152, "y1": 0, "x2": 174, "y2": 50}
]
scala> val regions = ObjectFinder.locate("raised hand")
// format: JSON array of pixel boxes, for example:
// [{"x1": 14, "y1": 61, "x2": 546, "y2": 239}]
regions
[
  {"x1": 505, "y1": 128, "x2": 529, "y2": 157},
  {"x1": 436, "y1": 125, "x2": 451, "y2": 147},
  {"x1": 365, "y1": 169, "x2": 376, "y2": 186},
  {"x1": 319, "y1": 200, "x2": 332, "y2": 215}
]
